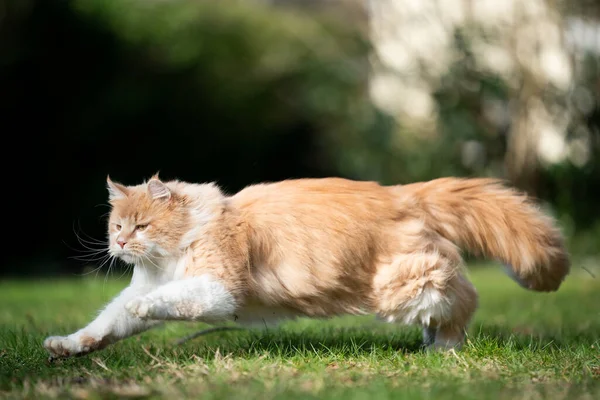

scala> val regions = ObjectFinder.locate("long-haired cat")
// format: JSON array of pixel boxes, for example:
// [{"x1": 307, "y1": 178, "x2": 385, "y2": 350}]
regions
[{"x1": 44, "y1": 174, "x2": 570, "y2": 358}]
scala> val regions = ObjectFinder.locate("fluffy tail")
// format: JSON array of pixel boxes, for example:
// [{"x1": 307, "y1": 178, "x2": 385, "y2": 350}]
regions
[{"x1": 399, "y1": 177, "x2": 570, "y2": 292}]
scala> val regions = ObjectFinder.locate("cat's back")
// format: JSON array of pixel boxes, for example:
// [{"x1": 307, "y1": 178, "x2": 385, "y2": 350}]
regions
[
  {"x1": 230, "y1": 177, "x2": 397, "y2": 221},
  {"x1": 229, "y1": 177, "x2": 400, "y2": 258}
]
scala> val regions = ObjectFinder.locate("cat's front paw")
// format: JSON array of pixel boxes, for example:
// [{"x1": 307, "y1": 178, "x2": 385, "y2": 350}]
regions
[
  {"x1": 44, "y1": 335, "x2": 80, "y2": 358},
  {"x1": 126, "y1": 297, "x2": 153, "y2": 320},
  {"x1": 44, "y1": 333, "x2": 103, "y2": 359},
  {"x1": 43, "y1": 335, "x2": 79, "y2": 359}
]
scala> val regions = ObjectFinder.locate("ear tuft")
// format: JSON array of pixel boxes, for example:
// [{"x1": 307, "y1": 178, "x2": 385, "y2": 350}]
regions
[
  {"x1": 150, "y1": 171, "x2": 160, "y2": 181},
  {"x1": 106, "y1": 176, "x2": 129, "y2": 201},
  {"x1": 148, "y1": 179, "x2": 171, "y2": 201}
]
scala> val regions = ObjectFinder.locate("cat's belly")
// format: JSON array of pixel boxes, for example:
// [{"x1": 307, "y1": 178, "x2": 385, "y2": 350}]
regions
[{"x1": 233, "y1": 301, "x2": 303, "y2": 327}]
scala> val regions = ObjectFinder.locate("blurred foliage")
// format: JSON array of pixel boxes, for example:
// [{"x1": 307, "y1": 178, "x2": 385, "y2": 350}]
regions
[
  {"x1": 0, "y1": 0, "x2": 599, "y2": 274},
  {"x1": 0, "y1": 0, "x2": 391, "y2": 274}
]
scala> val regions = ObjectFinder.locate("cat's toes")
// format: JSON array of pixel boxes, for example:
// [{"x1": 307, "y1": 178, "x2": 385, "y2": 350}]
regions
[
  {"x1": 126, "y1": 297, "x2": 152, "y2": 319},
  {"x1": 43, "y1": 335, "x2": 82, "y2": 358},
  {"x1": 44, "y1": 334, "x2": 103, "y2": 360}
]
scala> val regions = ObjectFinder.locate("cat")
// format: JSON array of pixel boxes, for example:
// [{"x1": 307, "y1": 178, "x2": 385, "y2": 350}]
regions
[{"x1": 44, "y1": 174, "x2": 570, "y2": 358}]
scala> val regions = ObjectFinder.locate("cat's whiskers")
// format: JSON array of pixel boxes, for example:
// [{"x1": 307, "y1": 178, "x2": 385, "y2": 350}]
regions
[
  {"x1": 69, "y1": 244, "x2": 110, "y2": 260},
  {"x1": 76, "y1": 254, "x2": 112, "y2": 276},
  {"x1": 117, "y1": 267, "x2": 132, "y2": 282},
  {"x1": 71, "y1": 237, "x2": 109, "y2": 261},
  {"x1": 75, "y1": 235, "x2": 108, "y2": 247},
  {"x1": 94, "y1": 204, "x2": 112, "y2": 220},
  {"x1": 63, "y1": 237, "x2": 108, "y2": 263},
  {"x1": 70, "y1": 251, "x2": 109, "y2": 262},
  {"x1": 100, "y1": 253, "x2": 115, "y2": 273},
  {"x1": 140, "y1": 252, "x2": 166, "y2": 272},
  {"x1": 65, "y1": 223, "x2": 115, "y2": 276},
  {"x1": 72, "y1": 223, "x2": 109, "y2": 246},
  {"x1": 118, "y1": 261, "x2": 134, "y2": 281},
  {"x1": 69, "y1": 244, "x2": 107, "y2": 253},
  {"x1": 103, "y1": 255, "x2": 119, "y2": 287}
]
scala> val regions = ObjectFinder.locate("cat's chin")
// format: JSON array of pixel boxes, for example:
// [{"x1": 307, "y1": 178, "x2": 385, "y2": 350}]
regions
[{"x1": 117, "y1": 254, "x2": 137, "y2": 265}]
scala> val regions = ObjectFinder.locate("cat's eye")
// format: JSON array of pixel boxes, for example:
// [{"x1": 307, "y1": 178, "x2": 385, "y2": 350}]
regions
[
  {"x1": 136, "y1": 224, "x2": 148, "y2": 231},
  {"x1": 115, "y1": 224, "x2": 122, "y2": 231}
]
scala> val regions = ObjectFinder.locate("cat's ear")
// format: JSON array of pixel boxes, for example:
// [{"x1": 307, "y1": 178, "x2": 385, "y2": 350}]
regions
[
  {"x1": 148, "y1": 179, "x2": 171, "y2": 201},
  {"x1": 106, "y1": 176, "x2": 129, "y2": 201}
]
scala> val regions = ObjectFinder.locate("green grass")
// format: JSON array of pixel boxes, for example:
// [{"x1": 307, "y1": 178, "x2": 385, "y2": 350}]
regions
[{"x1": 1, "y1": 265, "x2": 599, "y2": 399}]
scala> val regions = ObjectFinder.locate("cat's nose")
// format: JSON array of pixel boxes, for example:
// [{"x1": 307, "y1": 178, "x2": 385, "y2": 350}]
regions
[{"x1": 117, "y1": 238, "x2": 127, "y2": 249}]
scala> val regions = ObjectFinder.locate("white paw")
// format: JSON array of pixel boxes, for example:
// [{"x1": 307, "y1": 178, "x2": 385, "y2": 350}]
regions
[
  {"x1": 43, "y1": 335, "x2": 83, "y2": 358},
  {"x1": 126, "y1": 297, "x2": 153, "y2": 319}
]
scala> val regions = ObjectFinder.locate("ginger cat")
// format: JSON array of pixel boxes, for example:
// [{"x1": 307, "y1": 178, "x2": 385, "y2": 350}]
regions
[{"x1": 44, "y1": 175, "x2": 570, "y2": 358}]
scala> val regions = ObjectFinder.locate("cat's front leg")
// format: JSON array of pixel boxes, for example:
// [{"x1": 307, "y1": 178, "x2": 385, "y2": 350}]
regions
[
  {"x1": 44, "y1": 281, "x2": 158, "y2": 359},
  {"x1": 125, "y1": 275, "x2": 237, "y2": 323}
]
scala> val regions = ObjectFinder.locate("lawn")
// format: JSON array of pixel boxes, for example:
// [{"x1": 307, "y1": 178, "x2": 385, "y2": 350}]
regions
[{"x1": 1, "y1": 264, "x2": 598, "y2": 399}]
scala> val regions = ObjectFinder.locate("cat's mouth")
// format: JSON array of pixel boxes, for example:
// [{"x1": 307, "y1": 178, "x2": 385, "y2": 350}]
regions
[
  {"x1": 109, "y1": 249, "x2": 138, "y2": 264},
  {"x1": 111, "y1": 246, "x2": 163, "y2": 266},
  {"x1": 117, "y1": 253, "x2": 137, "y2": 264}
]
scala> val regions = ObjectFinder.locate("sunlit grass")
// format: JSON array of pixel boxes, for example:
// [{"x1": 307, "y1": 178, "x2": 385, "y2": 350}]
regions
[{"x1": 1, "y1": 265, "x2": 598, "y2": 399}]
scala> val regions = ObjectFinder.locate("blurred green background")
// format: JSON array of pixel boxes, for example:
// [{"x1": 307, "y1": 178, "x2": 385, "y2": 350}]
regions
[{"x1": 1, "y1": 0, "x2": 599, "y2": 276}]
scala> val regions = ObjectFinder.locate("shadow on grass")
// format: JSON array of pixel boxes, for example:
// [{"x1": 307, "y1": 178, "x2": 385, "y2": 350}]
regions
[
  {"x1": 1, "y1": 321, "x2": 596, "y2": 388},
  {"x1": 174, "y1": 325, "x2": 426, "y2": 359},
  {"x1": 163, "y1": 322, "x2": 595, "y2": 360}
]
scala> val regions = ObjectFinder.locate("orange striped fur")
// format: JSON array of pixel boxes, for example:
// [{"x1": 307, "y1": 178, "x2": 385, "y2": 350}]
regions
[
  {"x1": 126, "y1": 176, "x2": 569, "y2": 348},
  {"x1": 45, "y1": 175, "x2": 571, "y2": 357}
]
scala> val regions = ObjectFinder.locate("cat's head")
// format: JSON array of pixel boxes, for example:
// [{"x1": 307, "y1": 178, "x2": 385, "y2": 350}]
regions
[{"x1": 106, "y1": 174, "x2": 189, "y2": 264}]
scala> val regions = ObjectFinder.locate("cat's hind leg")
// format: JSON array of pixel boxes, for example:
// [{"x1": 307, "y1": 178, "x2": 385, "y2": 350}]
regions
[
  {"x1": 125, "y1": 275, "x2": 237, "y2": 323},
  {"x1": 373, "y1": 247, "x2": 478, "y2": 350},
  {"x1": 427, "y1": 273, "x2": 478, "y2": 350}
]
